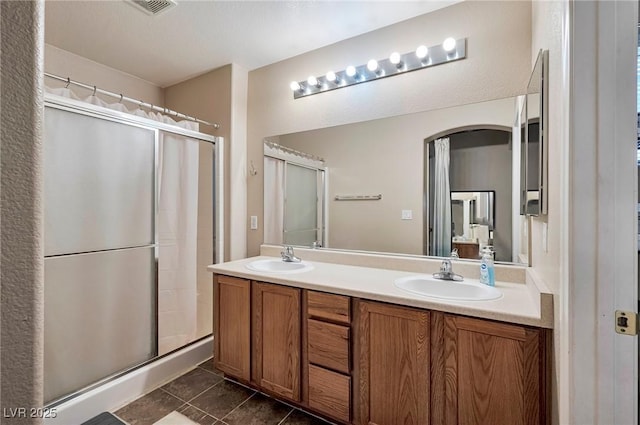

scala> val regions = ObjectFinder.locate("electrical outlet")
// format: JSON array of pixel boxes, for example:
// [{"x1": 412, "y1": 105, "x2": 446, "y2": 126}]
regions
[
  {"x1": 401, "y1": 210, "x2": 413, "y2": 220},
  {"x1": 250, "y1": 216, "x2": 258, "y2": 230}
]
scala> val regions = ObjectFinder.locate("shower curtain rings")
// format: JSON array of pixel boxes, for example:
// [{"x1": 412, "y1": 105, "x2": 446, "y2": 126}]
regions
[
  {"x1": 119, "y1": 94, "x2": 123, "y2": 103},
  {"x1": 65, "y1": 77, "x2": 71, "y2": 88},
  {"x1": 92, "y1": 86, "x2": 97, "y2": 96}
]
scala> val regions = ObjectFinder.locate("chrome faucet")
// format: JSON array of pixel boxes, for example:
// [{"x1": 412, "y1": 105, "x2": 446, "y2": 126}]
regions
[
  {"x1": 281, "y1": 246, "x2": 301, "y2": 263},
  {"x1": 433, "y1": 258, "x2": 464, "y2": 281}
]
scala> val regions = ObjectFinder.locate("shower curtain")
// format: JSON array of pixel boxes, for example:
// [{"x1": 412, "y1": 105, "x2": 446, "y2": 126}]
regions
[
  {"x1": 157, "y1": 132, "x2": 199, "y2": 355},
  {"x1": 433, "y1": 137, "x2": 452, "y2": 257},
  {"x1": 264, "y1": 156, "x2": 285, "y2": 244}
]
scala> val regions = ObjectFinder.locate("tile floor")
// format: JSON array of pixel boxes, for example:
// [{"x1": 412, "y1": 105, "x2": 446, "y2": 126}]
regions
[{"x1": 113, "y1": 359, "x2": 333, "y2": 425}]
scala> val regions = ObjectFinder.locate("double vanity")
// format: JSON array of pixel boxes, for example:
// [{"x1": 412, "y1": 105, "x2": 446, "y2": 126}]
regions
[{"x1": 208, "y1": 246, "x2": 553, "y2": 425}]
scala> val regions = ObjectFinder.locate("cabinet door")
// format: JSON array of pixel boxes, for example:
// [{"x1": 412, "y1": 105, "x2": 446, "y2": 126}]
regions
[
  {"x1": 253, "y1": 282, "x2": 301, "y2": 401},
  {"x1": 357, "y1": 300, "x2": 430, "y2": 425},
  {"x1": 434, "y1": 314, "x2": 547, "y2": 425},
  {"x1": 214, "y1": 275, "x2": 250, "y2": 382}
]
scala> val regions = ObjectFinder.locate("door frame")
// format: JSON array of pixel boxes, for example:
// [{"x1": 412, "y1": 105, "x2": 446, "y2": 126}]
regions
[{"x1": 569, "y1": 1, "x2": 638, "y2": 424}]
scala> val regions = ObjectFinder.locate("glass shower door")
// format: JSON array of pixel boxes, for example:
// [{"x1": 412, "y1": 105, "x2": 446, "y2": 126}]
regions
[{"x1": 284, "y1": 163, "x2": 322, "y2": 246}]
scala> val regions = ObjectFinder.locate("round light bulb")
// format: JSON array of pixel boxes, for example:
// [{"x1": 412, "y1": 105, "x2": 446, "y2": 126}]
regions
[
  {"x1": 346, "y1": 66, "x2": 357, "y2": 77},
  {"x1": 307, "y1": 75, "x2": 318, "y2": 86},
  {"x1": 289, "y1": 81, "x2": 301, "y2": 91},
  {"x1": 367, "y1": 59, "x2": 378, "y2": 72},
  {"x1": 443, "y1": 37, "x2": 456, "y2": 52},
  {"x1": 389, "y1": 52, "x2": 401, "y2": 65},
  {"x1": 415, "y1": 45, "x2": 428, "y2": 59},
  {"x1": 326, "y1": 71, "x2": 337, "y2": 82}
]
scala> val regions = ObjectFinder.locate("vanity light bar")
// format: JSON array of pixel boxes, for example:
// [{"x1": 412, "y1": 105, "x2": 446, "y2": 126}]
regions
[{"x1": 290, "y1": 37, "x2": 466, "y2": 99}]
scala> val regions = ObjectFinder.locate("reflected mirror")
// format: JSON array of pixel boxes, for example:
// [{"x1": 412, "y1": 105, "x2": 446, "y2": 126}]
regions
[
  {"x1": 521, "y1": 49, "x2": 549, "y2": 216},
  {"x1": 264, "y1": 96, "x2": 528, "y2": 265},
  {"x1": 451, "y1": 191, "x2": 495, "y2": 260}
]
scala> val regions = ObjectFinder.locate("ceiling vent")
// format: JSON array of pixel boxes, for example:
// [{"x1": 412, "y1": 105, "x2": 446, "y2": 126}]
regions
[{"x1": 127, "y1": 0, "x2": 177, "y2": 16}]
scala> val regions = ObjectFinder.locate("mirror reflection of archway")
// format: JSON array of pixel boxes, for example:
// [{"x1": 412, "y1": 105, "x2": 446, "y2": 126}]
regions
[{"x1": 424, "y1": 126, "x2": 514, "y2": 262}]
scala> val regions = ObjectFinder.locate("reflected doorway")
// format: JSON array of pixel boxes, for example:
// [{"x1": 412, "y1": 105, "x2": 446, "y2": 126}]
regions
[{"x1": 425, "y1": 128, "x2": 514, "y2": 261}]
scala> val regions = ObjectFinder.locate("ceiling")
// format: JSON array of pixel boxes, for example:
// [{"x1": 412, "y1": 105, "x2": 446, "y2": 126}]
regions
[{"x1": 44, "y1": 0, "x2": 459, "y2": 88}]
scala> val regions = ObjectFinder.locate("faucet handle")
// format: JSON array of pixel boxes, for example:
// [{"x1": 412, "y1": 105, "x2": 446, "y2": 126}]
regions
[{"x1": 440, "y1": 258, "x2": 452, "y2": 273}]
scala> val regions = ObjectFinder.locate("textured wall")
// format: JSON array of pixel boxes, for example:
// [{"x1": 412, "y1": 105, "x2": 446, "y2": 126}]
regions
[
  {"x1": 246, "y1": 0, "x2": 532, "y2": 256},
  {"x1": 1, "y1": 1, "x2": 45, "y2": 423}
]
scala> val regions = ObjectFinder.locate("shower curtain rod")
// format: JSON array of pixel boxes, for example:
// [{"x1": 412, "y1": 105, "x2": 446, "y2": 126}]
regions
[{"x1": 44, "y1": 72, "x2": 221, "y2": 129}]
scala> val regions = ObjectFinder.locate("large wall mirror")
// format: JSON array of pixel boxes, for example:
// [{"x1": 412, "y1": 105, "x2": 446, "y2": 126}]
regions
[
  {"x1": 263, "y1": 96, "x2": 531, "y2": 265},
  {"x1": 521, "y1": 49, "x2": 549, "y2": 216}
]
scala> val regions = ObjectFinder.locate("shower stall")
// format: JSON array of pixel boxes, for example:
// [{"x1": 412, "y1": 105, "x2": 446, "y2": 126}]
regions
[{"x1": 42, "y1": 90, "x2": 223, "y2": 406}]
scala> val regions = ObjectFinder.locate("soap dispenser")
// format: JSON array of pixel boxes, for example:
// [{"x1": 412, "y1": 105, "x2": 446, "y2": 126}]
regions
[{"x1": 479, "y1": 246, "x2": 495, "y2": 287}]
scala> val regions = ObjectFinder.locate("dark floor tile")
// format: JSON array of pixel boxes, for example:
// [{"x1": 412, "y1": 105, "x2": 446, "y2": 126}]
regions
[
  {"x1": 177, "y1": 403, "x2": 218, "y2": 425},
  {"x1": 81, "y1": 412, "x2": 126, "y2": 425},
  {"x1": 190, "y1": 380, "x2": 255, "y2": 419},
  {"x1": 114, "y1": 388, "x2": 183, "y2": 425},
  {"x1": 162, "y1": 367, "x2": 223, "y2": 401},
  {"x1": 280, "y1": 409, "x2": 334, "y2": 425},
  {"x1": 198, "y1": 358, "x2": 223, "y2": 376},
  {"x1": 222, "y1": 393, "x2": 291, "y2": 425}
]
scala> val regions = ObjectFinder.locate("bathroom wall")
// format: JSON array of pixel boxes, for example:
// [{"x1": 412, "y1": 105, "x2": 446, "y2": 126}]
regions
[
  {"x1": 165, "y1": 66, "x2": 232, "y2": 261},
  {"x1": 530, "y1": 1, "x2": 569, "y2": 423},
  {"x1": 246, "y1": 0, "x2": 532, "y2": 256},
  {"x1": 45, "y1": 44, "x2": 164, "y2": 106},
  {"x1": 278, "y1": 97, "x2": 515, "y2": 256}
]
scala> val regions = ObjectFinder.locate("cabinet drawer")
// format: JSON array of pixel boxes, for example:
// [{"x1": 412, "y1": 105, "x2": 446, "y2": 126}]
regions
[
  {"x1": 308, "y1": 364, "x2": 350, "y2": 423},
  {"x1": 307, "y1": 291, "x2": 350, "y2": 324},
  {"x1": 308, "y1": 319, "x2": 350, "y2": 374}
]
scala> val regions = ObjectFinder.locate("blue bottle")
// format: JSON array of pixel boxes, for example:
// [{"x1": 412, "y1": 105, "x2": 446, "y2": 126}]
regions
[{"x1": 479, "y1": 246, "x2": 495, "y2": 287}]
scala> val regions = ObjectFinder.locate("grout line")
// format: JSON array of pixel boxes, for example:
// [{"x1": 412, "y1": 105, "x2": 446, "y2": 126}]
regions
[
  {"x1": 180, "y1": 402, "x2": 221, "y2": 422},
  {"x1": 276, "y1": 408, "x2": 295, "y2": 425},
  {"x1": 159, "y1": 373, "x2": 223, "y2": 404},
  {"x1": 197, "y1": 365, "x2": 225, "y2": 378},
  {"x1": 185, "y1": 378, "x2": 224, "y2": 404},
  {"x1": 158, "y1": 387, "x2": 191, "y2": 405},
  {"x1": 110, "y1": 412, "x2": 132, "y2": 425},
  {"x1": 219, "y1": 392, "x2": 256, "y2": 421}
]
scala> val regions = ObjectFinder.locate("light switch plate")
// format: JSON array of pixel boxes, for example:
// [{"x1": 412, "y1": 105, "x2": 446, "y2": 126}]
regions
[
  {"x1": 250, "y1": 215, "x2": 258, "y2": 230},
  {"x1": 401, "y1": 210, "x2": 413, "y2": 220}
]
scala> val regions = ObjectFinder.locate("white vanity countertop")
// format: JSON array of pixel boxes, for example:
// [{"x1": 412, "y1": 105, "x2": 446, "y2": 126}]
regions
[{"x1": 208, "y1": 256, "x2": 553, "y2": 329}]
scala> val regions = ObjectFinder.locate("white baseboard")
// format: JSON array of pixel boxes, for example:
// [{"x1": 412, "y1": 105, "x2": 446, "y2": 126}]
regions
[{"x1": 44, "y1": 336, "x2": 213, "y2": 425}]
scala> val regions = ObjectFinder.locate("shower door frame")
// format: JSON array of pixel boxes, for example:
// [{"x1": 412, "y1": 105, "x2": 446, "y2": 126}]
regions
[{"x1": 43, "y1": 94, "x2": 224, "y2": 406}]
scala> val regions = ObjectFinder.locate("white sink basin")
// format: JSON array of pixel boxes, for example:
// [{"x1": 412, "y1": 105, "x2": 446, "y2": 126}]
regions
[
  {"x1": 246, "y1": 259, "x2": 314, "y2": 274},
  {"x1": 394, "y1": 275, "x2": 502, "y2": 301}
]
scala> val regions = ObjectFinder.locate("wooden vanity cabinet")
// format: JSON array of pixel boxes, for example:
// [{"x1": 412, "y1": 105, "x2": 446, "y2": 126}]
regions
[
  {"x1": 356, "y1": 302, "x2": 549, "y2": 425},
  {"x1": 213, "y1": 274, "x2": 549, "y2": 425},
  {"x1": 431, "y1": 312, "x2": 549, "y2": 425},
  {"x1": 252, "y1": 281, "x2": 301, "y2": 402},
  {"x1": 355, "y1": 300, "x2": 430, "y2": 425},
  {"x1": 213, "y1": 275, "x2": 251, "y2": 382}
]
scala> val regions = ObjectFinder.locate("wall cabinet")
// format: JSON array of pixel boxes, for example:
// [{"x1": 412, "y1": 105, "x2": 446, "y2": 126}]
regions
[
  {"x1": 252, "y1": 281, "x2": 301, "y2": 402},
  {"x1": 213, "y1": 274, "x2": 549, "y2": 425}
]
